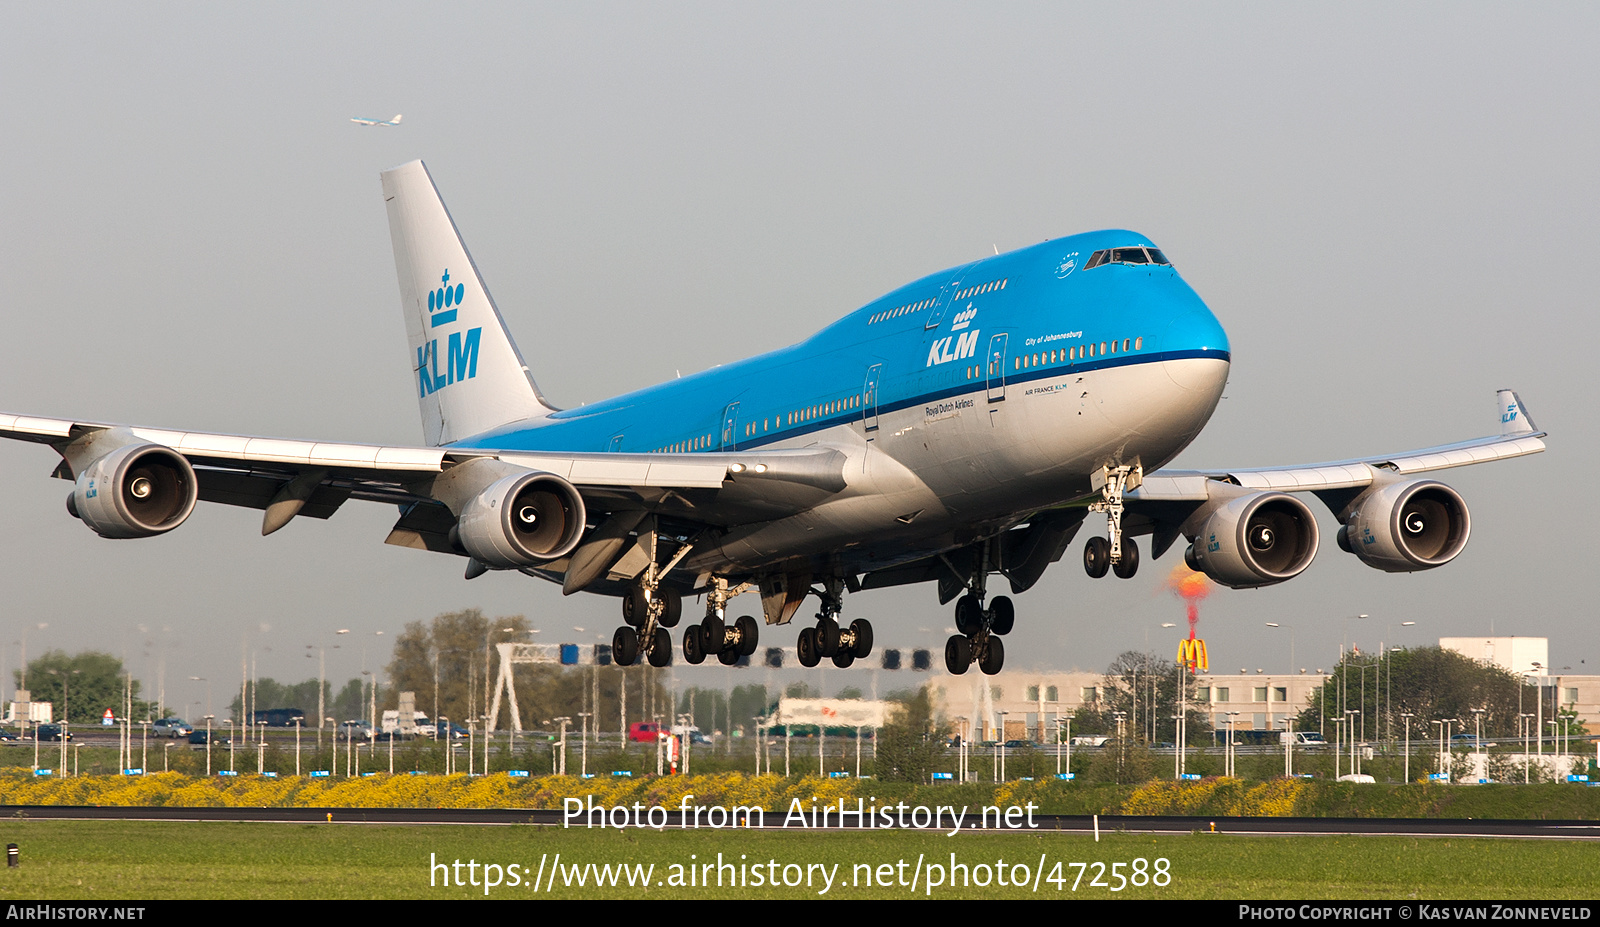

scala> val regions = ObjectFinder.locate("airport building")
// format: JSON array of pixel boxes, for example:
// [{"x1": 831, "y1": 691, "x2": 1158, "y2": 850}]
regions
[
  {"x1": 929, "y1": 636, "x2": 1600, "y2": 742},
  {"x1": 929, "y1": 669, "x2": 1329, "y2": 743}
]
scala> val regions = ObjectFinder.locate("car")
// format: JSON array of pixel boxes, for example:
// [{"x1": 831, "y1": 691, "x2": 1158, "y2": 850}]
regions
[
  {"x1": 153, "y1": 718, "x2": 193, "y2": 738},
  {"x1": 187, "y1": 730, "x2": 229, "y2": 746},
  {"x1": 429, "y1": 721, "x2": 468, "y2": 741},
  {"x1": 32, "y1": 725, "x2": 70, "y2": 742},
  {"x1": 336, "y1": 720, "x2": 373, "y2": 741},
  {"x1": 1451, "y1": 733, "x2": 1498, "y2": 748},
  {"x1": 1002, "y1": 740, "x2": 1037, "y2": 749},
  {"x1": 628, "y1": 722, "x2": 666, "y2": 743}
]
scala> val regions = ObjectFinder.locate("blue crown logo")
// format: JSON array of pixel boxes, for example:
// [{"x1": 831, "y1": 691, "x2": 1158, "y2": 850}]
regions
[{"x1": 428, "y1": 270, "x2": 464, "y2": 327}]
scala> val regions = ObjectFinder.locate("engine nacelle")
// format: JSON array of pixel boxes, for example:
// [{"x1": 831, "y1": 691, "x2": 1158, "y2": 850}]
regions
[
  {"x1": 1336, "y1": 479, "x2": 1470, "y2": 572},
  {"x1": 1184, "y1": 491, "x2": 1319, "y2": 589},
  {"x1": 453, "y1": 470, "x2": 586, "y2": 568},
  {"x1": 69, "y1": 443, "x2": 198, "y2": 539}
]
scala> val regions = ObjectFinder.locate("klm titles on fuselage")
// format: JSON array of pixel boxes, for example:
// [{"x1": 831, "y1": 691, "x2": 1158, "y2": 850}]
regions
[
  {"x1": 926, "y1": 306, "x2": 980, "y2": 368},
  {"x1": 417, "y1": 269, "x2": 482, "y2": 397}
]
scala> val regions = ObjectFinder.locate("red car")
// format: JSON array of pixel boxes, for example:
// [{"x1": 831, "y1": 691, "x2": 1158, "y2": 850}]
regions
[{"x1": 628, "y1": 722, "x2": 666, "y2": 743}]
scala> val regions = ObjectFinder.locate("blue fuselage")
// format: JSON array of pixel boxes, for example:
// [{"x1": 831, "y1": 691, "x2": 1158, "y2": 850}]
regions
[{"x1": 458, "y1": 230, "x2": 1231, "y2": 577}]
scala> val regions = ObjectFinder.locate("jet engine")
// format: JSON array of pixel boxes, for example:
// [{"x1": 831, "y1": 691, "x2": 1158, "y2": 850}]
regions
[
  {"x1": 452, "y1": 470, "x2": 586, "y2": 568},
  {"x1": 1184, "y1": 491, "x2": 1319, "y2": 589},
  {"x1": 68, "y1": 443, "x2": 198, "y2": 539},
  {"x1": 1335, "y1": 479, "x2": 1469, "y2": 572}
]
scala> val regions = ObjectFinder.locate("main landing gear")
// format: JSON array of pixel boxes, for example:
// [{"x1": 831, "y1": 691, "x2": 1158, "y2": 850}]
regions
[
  {"x1": 944, "y1": 565, "x2": 1011, "y2": 676},
  {"x1": 1083, "y1": 463, "x2": 1141, "y2": 580},
  {"x1": 612, "y1": 541, "x2": 696, "y2": 668},
  {"x1": 796, "y1": 578, "x2": 873, "y2": 669},
  {"x1": 681, "y1": 577, "x2": 759, "y2": 666}
]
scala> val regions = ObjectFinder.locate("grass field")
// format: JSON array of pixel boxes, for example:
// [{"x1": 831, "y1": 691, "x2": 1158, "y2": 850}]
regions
[{"x1": 0, "y1": 820, "x2": 1591, "y2": 900}]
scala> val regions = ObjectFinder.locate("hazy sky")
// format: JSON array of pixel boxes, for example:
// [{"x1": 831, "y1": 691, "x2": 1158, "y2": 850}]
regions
[{"x1": 1, "y1": 4, "x2": 1593, "y2": 714}]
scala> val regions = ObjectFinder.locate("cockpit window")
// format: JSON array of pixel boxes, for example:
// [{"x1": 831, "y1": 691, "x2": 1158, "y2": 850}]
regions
[{"x1": 1086, "y1": 246, "x2": 1172, "y2": 269}]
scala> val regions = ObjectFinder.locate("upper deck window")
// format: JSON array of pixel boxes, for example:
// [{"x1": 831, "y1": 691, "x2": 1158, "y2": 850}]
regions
[{"x1": 1085, "y1": 246, "x2": 1171, "y2": 269}]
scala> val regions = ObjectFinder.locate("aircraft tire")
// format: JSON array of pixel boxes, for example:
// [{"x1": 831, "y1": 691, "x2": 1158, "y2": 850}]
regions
[
  {"x1": 613, "y1": 626, "x2": 639, "y2": 666},
  {"x1": 850, "y1": 618, "x2": 873, "y2": 658},
  {"x1": 623, "y1": 587, "x2": 648, "y2": 626},
  {"x1": 682, "y1": 625, "x2": 706, "y2": 665},
  {"x1": 1084, "y1": 537, "x2": 1111, "y2": 579},
  {"x1": 648, "y1": 628, "x2": 672, "y2": 667},
  {"x1": 702, "y1": 613, "x2": 726, "y2": 654},
  {"x1": 717, "y1": 646, "x2": 740, "y2": 666},
  {"x1": 736, "y1": 615, "x2": 759, "y2": 656},
  {"x1": 979, "y1": 636, "x2": 1005, "y2": 676},
  {"x1": 817, "y1": 619, "x2": 841, "y2": 658},
  {"x1": 954, "y1": 595, "x2": 984, "y2": 635},
  {"x1": 660, "y1": 587, "x2": 683, "y2": 627},
  {"x1": 1112, "y1": 538, "x2": 1140, "y2": 579},
  {"x1": 989, "y1": 596, "x2": 1015, "y2": 636},
  {"x1": 832, "y1": 648, "x2": 855, "y2": 669},
  {"x1": 945, "y1": 635, "x2": 971, "y2": 675},
  {"x1": 797, "y1": 627, "x2": 821, "y2": 668}
]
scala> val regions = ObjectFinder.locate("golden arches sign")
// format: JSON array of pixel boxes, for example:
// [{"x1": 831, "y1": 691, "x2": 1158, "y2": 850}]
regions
[{"x1": 1177, "y1": 638, "x2": 1209, "y2": 673}]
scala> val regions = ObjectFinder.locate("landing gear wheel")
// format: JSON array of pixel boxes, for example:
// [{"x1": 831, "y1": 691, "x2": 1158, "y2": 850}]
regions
[
  {"x1": 659, "y1": 587, "x2": 682, "y2": 627},
  {"x1": 988, "y1": 596, "x2": 1014, "y2": 636},
  {"x1": 954, "y1": 595, "x2": 984, "y2": 635},
  {"x1": 682, "y1": 625, "x2": 706, "y2": 664},
  {"x1": 832, "y1": 648, "x2": 855, "y2": 669},
  {"x1": 945, "y1": 635, "x2": 972, "y2": 675},
  {"x1": 816, "y1": 619, "x2": 841, "y2": 658},
  {"x1": 849, "y1": 618, "x2": 873, "y2": 658},
  {"x1": 1112, "y1": 537, "x2": 1140, "y2": 579},
  {"x1": 613, "y1": 626, "x2": 639, "y2": 666},
  {"x1": 797, "y1": 627, "x2": 821, "y2": 668},
  {"x1": 623, "y1": 586, "x2": 649, "y2": 626},
  {"x1": 648, "y1": 628, "x2": 672, "y2": 667},
  {"x1": 717, "y1": 646, "x2": 740, "y2": 666},
  {"x1": 1084, "y1": 536, "x2": 1111, "y2": 579},
  {"x1": 979, "y1": 636, "x2": 1005, "y2": 675},
  {"x1": 736, "y1": 615, "x2": 759, "y2": 656},
  {"x1": 701, "y1": 612, "x2": 726, "y2": 654}
]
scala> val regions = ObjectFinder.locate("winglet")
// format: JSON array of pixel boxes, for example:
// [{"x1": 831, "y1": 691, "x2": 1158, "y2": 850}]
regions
[{"x1": 1497, "y1": 389, "x2": 1537, "y2": 437}]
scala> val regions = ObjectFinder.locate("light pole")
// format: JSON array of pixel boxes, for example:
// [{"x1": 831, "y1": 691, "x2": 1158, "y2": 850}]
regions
[
  {"x1": 1265, "y1": 623, "x2": 1295, "y2": 677},
  {"x1": 1400, "y1": 712, "x2": 1414, "y2": 783}
]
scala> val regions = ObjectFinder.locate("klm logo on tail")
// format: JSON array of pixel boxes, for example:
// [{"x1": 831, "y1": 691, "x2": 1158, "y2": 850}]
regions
[
  {"x1": 417, "y1": 269, "x2": 482, "y2": 397},
  {"x1": 1501, "y1": 402, "x2": 1519, "y2": 424}
]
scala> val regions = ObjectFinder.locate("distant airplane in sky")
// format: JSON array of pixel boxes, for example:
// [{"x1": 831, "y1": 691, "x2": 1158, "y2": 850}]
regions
[
  {"x1": 351, "y1": 114, "x2": 402, "y2": 127},
  {"x1": 0, "y1": 160, "x2": 1546, "y2": 678}
]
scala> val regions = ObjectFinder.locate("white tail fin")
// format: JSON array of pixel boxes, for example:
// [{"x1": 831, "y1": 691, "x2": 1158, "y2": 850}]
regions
[
  {"x1": 389, "y1": 114, "x2": 402, "y2": 125},
  {"x1": 380, "y1": 160, "x2": 555, "y2": 446}
]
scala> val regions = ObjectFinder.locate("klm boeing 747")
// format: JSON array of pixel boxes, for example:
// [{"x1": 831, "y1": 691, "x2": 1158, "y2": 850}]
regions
[{"x1": 0, "y1": 161, "x2": 1546, "y2": 676}]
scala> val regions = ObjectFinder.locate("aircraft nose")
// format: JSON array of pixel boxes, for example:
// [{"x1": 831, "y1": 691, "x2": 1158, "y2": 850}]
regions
[{"x1": 1162, "y1": 296, "x2": 1230, "y2": 392}]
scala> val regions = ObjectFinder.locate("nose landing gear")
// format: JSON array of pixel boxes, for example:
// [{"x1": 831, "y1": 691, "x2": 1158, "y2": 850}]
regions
[{"x1": 1084, "y1": 463, "x2": 1142, "y2": 580}]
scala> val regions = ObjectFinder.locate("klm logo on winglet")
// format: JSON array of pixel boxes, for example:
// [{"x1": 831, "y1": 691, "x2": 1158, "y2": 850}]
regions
[
  {"x1": 1501, "y1": 403, "x2": 1518, "y2": 424},
  {"x1": 417, "y1": 270, "x2": 482, "y2": 397},
  {"x1": 428, "y1": 270, "x2": 464, "y2": 328}
]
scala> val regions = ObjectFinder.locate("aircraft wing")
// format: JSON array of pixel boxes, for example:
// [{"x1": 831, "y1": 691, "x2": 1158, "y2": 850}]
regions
[
  {"x1": 1130, "y1": 389, "x2": 1544, "y2": 501},
  {"x1": 0, "y1": 412, "x2": 849, "y2": 540}
]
